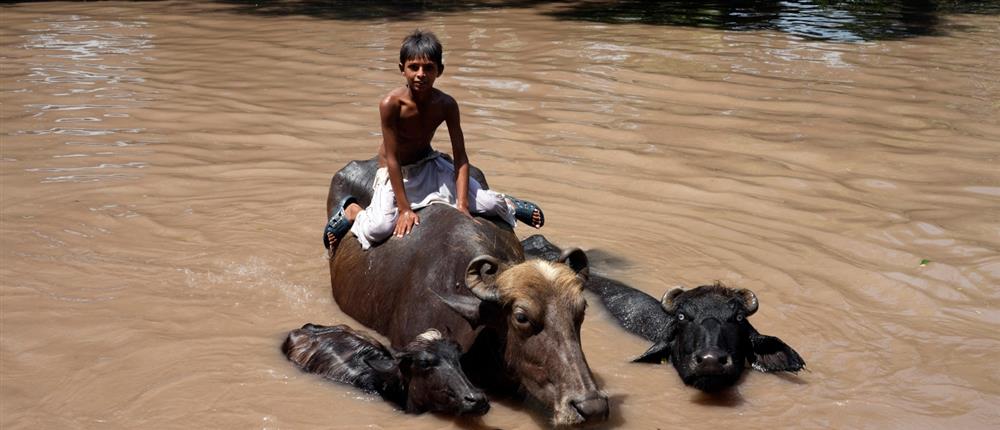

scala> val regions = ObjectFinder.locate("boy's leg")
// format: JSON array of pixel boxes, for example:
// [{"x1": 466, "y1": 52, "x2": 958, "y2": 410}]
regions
[
  {"x1": 504, "y1": 195, "x2": 544, "y2": 228},
  {"x1": 348, "y1": 179, "x2": 398, "y2": 250},
  {"x1": 466, "y1": 178, "x2": 544, "y2": 228},
  {"x1": 350, "y1": 206, "x2": 397, "y2": 250},
  {"x1": 325, "y1": 201, "x2": 364, "y2": 251}
]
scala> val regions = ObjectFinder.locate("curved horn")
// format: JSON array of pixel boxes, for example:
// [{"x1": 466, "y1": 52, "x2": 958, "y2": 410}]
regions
[
  {"x1": 465, "y1": 255, "x2": 502, "y2": 302},
  {"x1": 660, "y1": 287, "x2": 685, "y2": 313},
  {"x1": 737, "y1": 288, "x2": 759, "y2": 316},
  {"x1": 416, "y1": 328, "x2": 443, "y2": 343},
  {"x1": 557, "y1": 248, "x2": 590, "y2": 281}
]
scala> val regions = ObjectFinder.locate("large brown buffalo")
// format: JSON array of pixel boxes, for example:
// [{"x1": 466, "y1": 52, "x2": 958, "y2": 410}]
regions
[{"x1": 326, "y1": 159, "x2": 609, "y2": 426}]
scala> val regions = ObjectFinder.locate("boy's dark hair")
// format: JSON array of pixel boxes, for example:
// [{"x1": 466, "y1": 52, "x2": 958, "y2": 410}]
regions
[{"x1": 399, "y1": 29, "x2": 443, "y2": 69}]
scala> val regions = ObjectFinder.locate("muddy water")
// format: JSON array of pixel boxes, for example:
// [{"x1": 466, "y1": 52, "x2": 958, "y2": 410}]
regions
[{"x1": 2, "y1": 1, "x2": 998, "y2": 429}]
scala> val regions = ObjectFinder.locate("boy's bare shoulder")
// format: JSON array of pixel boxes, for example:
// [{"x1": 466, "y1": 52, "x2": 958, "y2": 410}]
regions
[
  {"x1": 430, "y1": 88, "x2": 458, "y2": 110},
  {"x1": 382, "y1": 86, "x2": 410, "y2": 102},
  {"x1": 379, "y1": 87, "x2": 408, "y2": 112},
  {"x1": 432, "y1": 88, "x2": 456, "y2": 103}
]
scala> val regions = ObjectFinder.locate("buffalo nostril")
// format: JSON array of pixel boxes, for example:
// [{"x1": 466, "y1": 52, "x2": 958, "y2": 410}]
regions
[
  {"x1": 571, "y1": 396, "x2": 610, "y2": 422},
  {"x1": 697, "y1": 353, "x2": 720, "y2": 368},
  {"x1": 462, "y1": 392, "x2": 489, "y2": 415},
  {"x1": 695, "y1": 350, "x2": 732, "y2": 372}
]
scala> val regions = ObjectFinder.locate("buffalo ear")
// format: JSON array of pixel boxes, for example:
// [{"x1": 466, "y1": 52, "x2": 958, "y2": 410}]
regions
[
  {"x1": 737, "y1": 288, "x2": 759, "y2": 316},
  {"x1": 748, "y1": 332, "x2": 805, "y2": 373},
  {"x1": 557, "y1": 248, "x2": 589, "y2": 282},
  {"x1": 436, "y1": 291, "x2": 485, "y2": 328},
  {"x1": 660, "y1": 287, "x2": 685, "y2": 313},
  {"x1": 633, "y1": 339, "x2": 671, "y2": 363},
  {"x1": 365, "y1": 358, "x2": 399, "y2": 375},
  {"x1": 465, "y1": 255, "x2": 502, "y2": 301}
]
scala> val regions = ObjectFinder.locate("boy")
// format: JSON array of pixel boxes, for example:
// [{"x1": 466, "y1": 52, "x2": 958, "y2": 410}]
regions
[{"x1": 324, "y1": 30, "x2": 543, "y2": 253}]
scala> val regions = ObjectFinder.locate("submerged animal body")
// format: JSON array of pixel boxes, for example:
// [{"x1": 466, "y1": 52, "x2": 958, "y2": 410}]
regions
[
  {"x1": 282, "y1": 323, "x2": 488, "y2": 415},
  {"x1": 326, "y1": 162, "x2": 608, "y2": 426},
  {"x1": 523, "y1": 234, "x2": 805, "y2": 393}
]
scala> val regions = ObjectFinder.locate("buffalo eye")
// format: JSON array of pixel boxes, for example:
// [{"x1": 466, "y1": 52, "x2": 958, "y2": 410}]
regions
[
  {"x1": 416, "y1": 358, "x2": 436, "y2": 370},
  {"x1": 736, "y1": 313, "x2": 745, "y2": 322},
  {"x1": 677, "y1": 313, "x2": 686, "y2": 321},
  {"x1": 514, "y1": 311, "x2": 530, "y2": 325}
]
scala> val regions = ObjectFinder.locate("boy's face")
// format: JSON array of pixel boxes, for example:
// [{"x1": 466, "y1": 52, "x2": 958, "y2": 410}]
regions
[{"x1": 399, "y1": 56, "x2": 442, "y2": 94}]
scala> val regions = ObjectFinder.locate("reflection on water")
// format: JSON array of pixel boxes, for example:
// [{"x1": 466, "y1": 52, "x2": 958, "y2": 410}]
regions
[
  {"x1": 219, "y1": 0, "x2": 1000, "y2": 42},
  {"x1": 546, "y1": 0, "x2": 953, "y2": 41},
  {"x1": 9, "y1": 13, "x2": 157, "y2": 183}
]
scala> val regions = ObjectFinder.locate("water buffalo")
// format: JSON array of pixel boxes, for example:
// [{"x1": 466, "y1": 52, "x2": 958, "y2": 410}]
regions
[
  {"x1": 326, "y1": 159, "x2": 609, "y2": 426},
  {"x1": 523, "y1": 234, "x2": 805, "y2": 393},
  {"x1": 283, "y1": 323, "x2": 489, "y2": 415}
]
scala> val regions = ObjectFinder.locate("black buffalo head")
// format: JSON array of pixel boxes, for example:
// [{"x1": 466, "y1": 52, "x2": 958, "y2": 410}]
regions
[
  {"x1": 284, "y1": 324, "x2": 488, "y2": 415},
  {"x1": 635, "y1": 283, "x2": 805, "y2": 392},
  {"x1": 368, "y1": 329, "x2": 490, "y2": 415}
]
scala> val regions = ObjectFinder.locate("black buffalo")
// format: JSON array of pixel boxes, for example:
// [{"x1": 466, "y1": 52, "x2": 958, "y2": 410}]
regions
[
  {"x1": 523, "y1": 234, "x2": 805, "y2": 393},
  {"x1": 282, "y1": 323, "x2": 489, "y2": 415}
]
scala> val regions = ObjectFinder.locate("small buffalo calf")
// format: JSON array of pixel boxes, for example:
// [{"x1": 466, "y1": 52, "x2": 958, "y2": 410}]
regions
[
  {"x1": 282, "y1": 323, "x2": 489, "y2": 415},
  {"x1": 522, "y1": 234, "x2": 805, "y2": 393}
]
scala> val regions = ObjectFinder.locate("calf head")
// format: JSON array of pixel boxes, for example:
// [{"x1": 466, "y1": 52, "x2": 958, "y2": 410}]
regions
[
  {"x1": 441, "y1": 249, "x2": 609, "y2": 426},
  {"x1": 283, "y1": 324, "x2": 487, "y2": 416},
  {"x1": 635, "y1": 283, "x2": 804, "y2": 392},
  {"x1": 371, "y1": 329, "x2": 489, "y2": 415}
]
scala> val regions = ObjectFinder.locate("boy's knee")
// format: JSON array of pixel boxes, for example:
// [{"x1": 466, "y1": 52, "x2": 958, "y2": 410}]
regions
[
  {"x1": 475, "y1": 192, "x2": 510, "y2": 215},
  {"x1": 353, "y1": 210, "x2": 396, "y2": 243},
  {"x1": 366, "y1": 216, "x2": 396, "y2": 241}
]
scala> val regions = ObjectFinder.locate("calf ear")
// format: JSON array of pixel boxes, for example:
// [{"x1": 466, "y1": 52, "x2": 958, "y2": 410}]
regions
[
  {"x1": 632, "y1": 339, "x2": 671, "y2": 363},
  {"x1": 557, "y1": 248, "x2": 590, "y2": 282},
  {"x1": 465, "y1": 255, "x2": 502, "y2": 301},
  {"x1": 748, "y1": 331, "x2": 806, "y2": 373},
  {"x1": 365, "y1": 358, "x2": 399, "y2": 375}
]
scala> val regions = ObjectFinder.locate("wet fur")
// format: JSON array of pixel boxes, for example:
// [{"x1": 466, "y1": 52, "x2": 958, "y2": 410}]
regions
[{"x1": 282, "y1": 324, "x2": 404, "y2": 405}]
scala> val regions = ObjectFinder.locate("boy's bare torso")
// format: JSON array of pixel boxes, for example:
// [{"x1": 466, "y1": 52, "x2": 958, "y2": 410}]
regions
[{"x1": 378, "y1": 86, "x2": 456, "y2": 166}]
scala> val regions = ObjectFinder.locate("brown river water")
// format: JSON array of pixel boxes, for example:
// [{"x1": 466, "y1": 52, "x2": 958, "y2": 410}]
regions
[{"x1": 2, "y1": 1, "x2": 998, "y2": 429}]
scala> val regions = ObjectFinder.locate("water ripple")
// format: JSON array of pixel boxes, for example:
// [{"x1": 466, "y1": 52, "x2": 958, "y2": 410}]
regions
[{"x1": 9, "y1": 13, "x2": 158, "y2": 184}]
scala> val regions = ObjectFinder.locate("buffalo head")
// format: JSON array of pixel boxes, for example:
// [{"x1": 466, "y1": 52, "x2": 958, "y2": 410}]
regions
[
  {"x1": 439, "y1": 248, "x2": 609, "y2": 426},
  {"x1": 374, "y1": 329, "x2": 490, "y2": 415},
  {"x1": 635, "y1": 283, "x2": 805, "y2": 392}
]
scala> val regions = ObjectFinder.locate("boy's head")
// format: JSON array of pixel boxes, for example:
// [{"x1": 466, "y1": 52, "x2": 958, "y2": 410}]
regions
[{"x1": 399, "y1": 29, "x2": 444, "y2": 74}]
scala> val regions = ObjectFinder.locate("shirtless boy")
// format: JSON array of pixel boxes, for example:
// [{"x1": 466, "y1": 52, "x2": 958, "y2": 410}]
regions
[{"x1": 324, "y1": 30, "x2": 543, "y2": 253}]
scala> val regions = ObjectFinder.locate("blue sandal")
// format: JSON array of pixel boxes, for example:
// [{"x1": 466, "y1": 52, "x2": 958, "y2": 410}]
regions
[
  {"x1": 323, "y1": 196, "x2": 357, "y2": 249},
  {"x1": 508, "y1": 196, "x2": 544, "y2": 229}
]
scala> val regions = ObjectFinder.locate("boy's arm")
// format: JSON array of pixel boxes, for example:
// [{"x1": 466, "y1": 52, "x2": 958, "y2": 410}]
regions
[
  {"x1": 380, "y1": 96, "x2": 419, "y2": 236},
  {"x1": 445, "y1": 97, "x2": 471, "y2": 216}
]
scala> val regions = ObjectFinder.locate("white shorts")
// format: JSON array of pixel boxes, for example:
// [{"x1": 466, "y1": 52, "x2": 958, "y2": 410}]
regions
[{"x1": 350, "y1": 152, "x2": 516, "y2": 249}]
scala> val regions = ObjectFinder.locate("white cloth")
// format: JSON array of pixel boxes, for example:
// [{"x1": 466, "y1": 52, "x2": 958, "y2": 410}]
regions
[{"x1": 350, "y1": 151, "x2": 516, "y2": 249}]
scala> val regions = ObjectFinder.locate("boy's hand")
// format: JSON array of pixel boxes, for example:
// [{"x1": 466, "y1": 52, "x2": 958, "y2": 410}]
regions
[
  {"x1": 456, "y1": 200, "x2": 480, "y2": 223},
  {"x1": 394, "y1": 209, "x2": 420, "y2": 237}
]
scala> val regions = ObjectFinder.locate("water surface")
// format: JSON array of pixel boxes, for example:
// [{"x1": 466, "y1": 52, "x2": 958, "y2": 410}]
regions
[{"x1": 2, "y1": 1, "x2": 998, "y2": 429}]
